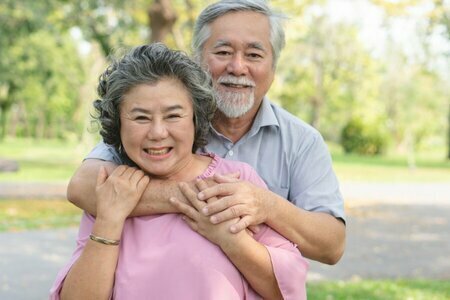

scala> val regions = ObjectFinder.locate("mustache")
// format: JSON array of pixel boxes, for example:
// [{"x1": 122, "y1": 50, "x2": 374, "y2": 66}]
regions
[{"x1": 217, "y1": 75, "x2": 255, "y2": 87}]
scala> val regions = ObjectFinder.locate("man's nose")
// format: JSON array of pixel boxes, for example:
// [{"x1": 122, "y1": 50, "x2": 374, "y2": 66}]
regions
[{"x1": 226, "y1": 54, "x2": 248, "y2": 76}]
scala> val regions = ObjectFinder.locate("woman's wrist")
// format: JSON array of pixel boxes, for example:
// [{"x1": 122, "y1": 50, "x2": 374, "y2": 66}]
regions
[
  {"x1": 92, "y1": 218, "x2": 125, "y2": 241},
  {"x1": 219, "y1": 229, "x2": 250, "y2": 254}
]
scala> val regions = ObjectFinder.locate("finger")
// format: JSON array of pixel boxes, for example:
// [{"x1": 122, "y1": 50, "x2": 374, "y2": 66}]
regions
[
  {"x1": 197, "y1": 183, "x2": 233, "y2": 201},
  {"x1": 226, "y1": 171, "x2": 241, "y2": 179},
  {"x1": 195, "y1": 179, "x2": 218, "y2": 202},
  {"x1": 209, "y1": 204, "x2": 245, "y2": 224},
  {"x1": 248, "y1": 224, "x2": 261, "y2": 234},
  {"x1": 195, "y1": 178, "x2": 210, "y2": 191},
  {"x1": 122, "y1": 166, "x2": 138, "y2": 179},
  {"x1": 202, "y1": 196, "x2": 236, "y2": 216},
  {"x1": 130, "y1": 169, "x2": 145, "y2": 186},
  {"x1": 179, "y1": 182, "x2": 205, "y2": 211},
  {"x1": 182, "y1": 216, "x2": 198, "y2": 232},
  {"x1": 96, "y1": 166, "x2": 108, "y2": 186},
  {"x1": 229, "y1": 215, "x2": 253, "y2": 233},
  {"x1": 169, "y1": 197, "x2": 199, "y2": 220},
  {"x1": 111, "y1": 165, "x2": 128, "y2": 177},
  {"x1": 214, "y1": 173, "x2": 240, "y2": 183},
  {"x1": 136, "y1": 175, "x2": 150, "y2": 193}
]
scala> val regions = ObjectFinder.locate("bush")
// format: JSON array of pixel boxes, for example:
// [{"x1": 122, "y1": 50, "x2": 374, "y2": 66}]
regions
[{"x1": 340, "y1": 118, "x2": 387, "y2": 155}]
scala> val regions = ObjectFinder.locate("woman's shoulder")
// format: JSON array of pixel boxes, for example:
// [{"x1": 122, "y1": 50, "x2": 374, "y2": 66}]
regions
[{"x1": 199, "y1": 153, "x2": 266, "y2": 188}]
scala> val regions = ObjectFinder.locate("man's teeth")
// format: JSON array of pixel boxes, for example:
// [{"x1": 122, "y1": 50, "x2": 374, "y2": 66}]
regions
[{"x1": 146, "y1": 148, "x2": 169, "y2": 155}]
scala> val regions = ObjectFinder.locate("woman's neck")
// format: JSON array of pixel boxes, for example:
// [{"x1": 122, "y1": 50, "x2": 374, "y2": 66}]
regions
[{"x1": 150, "y1": 154, "x2": 212, "y2": 182}]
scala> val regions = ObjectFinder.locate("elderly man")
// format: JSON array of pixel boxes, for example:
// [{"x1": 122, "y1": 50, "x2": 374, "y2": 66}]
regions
[{"x1": 68, "y1": 0, "x2": 346, "y2": 264}]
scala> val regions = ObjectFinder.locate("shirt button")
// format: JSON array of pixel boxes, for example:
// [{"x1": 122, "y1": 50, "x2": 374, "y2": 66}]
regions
[{"x1": 228, "y1": 150, "x2": 234, "y2": 156}]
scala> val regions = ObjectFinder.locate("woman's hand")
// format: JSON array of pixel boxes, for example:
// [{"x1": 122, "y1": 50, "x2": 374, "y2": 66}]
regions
[
  {"x1": 170, "y1": 180, "x2": 247, "y2": 248},
  {"x1": 95, "y1": 165, "x2": 150, "y2": 223}
]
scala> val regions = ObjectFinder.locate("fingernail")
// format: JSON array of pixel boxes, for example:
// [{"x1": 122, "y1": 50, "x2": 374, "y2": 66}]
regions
[
  {"x1": 202, "y1": 207, "x2": 209, "y2": 215},
  {"x1": 230, "y1": 225, "x2": 236, "y2": 233},
  {"x1": 169, "y1": 197, "x2": 175, "y2": 203},
  {"x1": 198, "y1": 192, "x2": 204, "y2": 200},
  {"x1": 210, "y1": 216, "x2": 217, "y2": 224}
]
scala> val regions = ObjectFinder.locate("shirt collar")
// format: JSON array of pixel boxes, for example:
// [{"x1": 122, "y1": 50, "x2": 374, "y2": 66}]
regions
[
  {"x1": 208, "y1": 97, "x2": 279, "y2": 142},
  {"x1": 250, "y1": 97, "x2": 279, "y2": 132}
]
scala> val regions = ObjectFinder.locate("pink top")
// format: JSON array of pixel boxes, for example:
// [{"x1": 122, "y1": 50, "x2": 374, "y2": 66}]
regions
[{"x1": 49, "y1": 154, "x2": 308, "y2": 299}]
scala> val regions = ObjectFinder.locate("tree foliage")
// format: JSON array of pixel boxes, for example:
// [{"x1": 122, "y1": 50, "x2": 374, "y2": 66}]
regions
[{"x1": 1, "y1": 0, "x2": 448, "y2": 161}]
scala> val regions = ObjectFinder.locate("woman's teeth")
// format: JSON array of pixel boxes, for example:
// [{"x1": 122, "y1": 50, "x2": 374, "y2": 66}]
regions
[{"x1": 146, "y1": 148, "x2": 169, "y2": 155}]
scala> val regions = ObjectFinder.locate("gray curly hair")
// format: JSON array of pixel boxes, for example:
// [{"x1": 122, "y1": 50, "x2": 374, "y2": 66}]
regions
[
  {"x1": 192, "y1": 0, "x2": 286, "y2": 68},
  {"x1": 93, "y1": 43, "x2": 216, "y2": 160}
]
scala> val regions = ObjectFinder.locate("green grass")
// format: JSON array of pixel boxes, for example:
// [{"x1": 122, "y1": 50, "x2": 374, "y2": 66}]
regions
[
  {"x1": 0, "y1": 199, "x2": 82, "y2": 232},
  {"x1": 329, "y1": 144, "x2": 450, "y2": 182},
  {"x1": 1, "y1": 137, "x2": 450, "y2": 182},
  {"x1": 307, "y1": 279, "x2": 450, "y2": 299},
  {"x1": 0, "y1": 137, "x2": 94, "y2": 182}
]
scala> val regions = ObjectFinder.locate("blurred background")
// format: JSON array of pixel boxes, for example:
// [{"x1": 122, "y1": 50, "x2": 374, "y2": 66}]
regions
[{"x1": 0, "y1": 0, "x2": 449, "y2": 299}]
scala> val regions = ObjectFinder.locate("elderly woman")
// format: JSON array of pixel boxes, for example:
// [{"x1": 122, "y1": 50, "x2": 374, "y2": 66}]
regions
[{"x1": 50, "y1": 43, "x2": 307, "y2": 300}]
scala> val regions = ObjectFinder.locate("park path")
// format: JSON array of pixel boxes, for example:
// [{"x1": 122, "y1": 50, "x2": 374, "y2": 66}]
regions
[
  {"x1": 0, "y1": 181, "x2": 449, "y2": 299},
  {"x1": 1, "y1": 181, "x2": 450, "y2": 203}
]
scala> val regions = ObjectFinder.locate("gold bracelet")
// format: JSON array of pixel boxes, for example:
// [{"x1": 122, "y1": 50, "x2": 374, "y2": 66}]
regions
[{"x1": 89, "y1": 234, "x2": 120, "y2": 246}]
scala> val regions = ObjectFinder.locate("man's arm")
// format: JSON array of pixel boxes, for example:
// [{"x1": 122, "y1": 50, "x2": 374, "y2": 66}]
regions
[
  {"x1": 193, "y1": 175, "x2": 346, "y2": 265},
  {"x1": 67, "y1": 159, "x2": 183, "y2": 216}
]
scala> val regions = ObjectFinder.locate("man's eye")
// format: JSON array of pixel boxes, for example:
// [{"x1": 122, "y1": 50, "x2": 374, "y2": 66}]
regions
[
  {"x1": 166, "y1": 114, "x2": 182, "y2": 119},
  {"x1": 248, "y1": 53, "x2": 262, "y2": 59},
  {"x1": 215, "y1": 51, "x2": 231, "y2": 56}
]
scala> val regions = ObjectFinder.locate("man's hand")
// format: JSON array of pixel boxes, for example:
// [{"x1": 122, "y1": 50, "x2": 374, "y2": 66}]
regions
[
  {"x1": 196, "y1": 174, "x2": 273, "y2": 234},
  {"x1": 169, "y1": 181, "x2": 244, "y2": 247}
]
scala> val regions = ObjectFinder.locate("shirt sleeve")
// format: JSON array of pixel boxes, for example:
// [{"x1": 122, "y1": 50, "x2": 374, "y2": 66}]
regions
[
  {"x1": 49, "y1": 213, "x2": 95, "y2": 299},
  {"x1": 290, "y1": 131, "x2": 346, "y2": 223},
  {"x1": 84, "y1": 142, "x2": 123, "y2": 164},
  {"x1": 254, "y1": 226, "x2": 308, "y2": 300},
  {"x1": 241, "y1": 165, "x2": 308, "y2": 300}
]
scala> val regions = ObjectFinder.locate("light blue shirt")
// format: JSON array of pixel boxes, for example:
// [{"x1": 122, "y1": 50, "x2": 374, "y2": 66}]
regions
[{"x1": 86, "y1": 98, "x2": 345, "y2": 222}]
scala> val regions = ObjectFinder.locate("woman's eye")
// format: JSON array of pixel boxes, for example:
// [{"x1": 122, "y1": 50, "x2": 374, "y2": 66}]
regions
[
  {"x1": 134, "y1": 116, "x2": 149, "y2": 121},
  {"x1": 167, "y1": 114, "x2": 181, "y2": 119}
]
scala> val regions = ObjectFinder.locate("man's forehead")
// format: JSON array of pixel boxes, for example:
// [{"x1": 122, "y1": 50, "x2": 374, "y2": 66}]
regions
[{"x1": 212, "y1": 39, "x2": 267, "y2": 51}]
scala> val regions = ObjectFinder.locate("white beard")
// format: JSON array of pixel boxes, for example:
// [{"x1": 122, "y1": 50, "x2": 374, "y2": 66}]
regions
[
  {"x1": 214, "y1": 75, "x2": 256, "y2": 118},
  {"x1": 215, "y1": 89, "x2": 255, "y2": 118}
]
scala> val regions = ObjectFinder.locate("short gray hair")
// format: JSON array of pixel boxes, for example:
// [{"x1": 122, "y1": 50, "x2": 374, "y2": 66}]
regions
[
  {"x1": 93, "y1": 43, "x2": 216, "y2": 161},
  {"x1": 192, "y1": 0, "x2": 286, "y2": 68}
]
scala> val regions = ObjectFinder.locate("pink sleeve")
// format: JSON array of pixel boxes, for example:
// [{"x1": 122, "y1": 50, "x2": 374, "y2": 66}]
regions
[
  {"x1": 238, "y1": 163, "x2": 267, "y2": 189},
  {"x1": 49, "y1": 213, "x2": 95, "y2": 300},
  {"x1": 242, "y1": 166, "x2": 308, "y2": 299},
  {"x1": 256, "y1": 227, "x2": 308, "y2": 300}
]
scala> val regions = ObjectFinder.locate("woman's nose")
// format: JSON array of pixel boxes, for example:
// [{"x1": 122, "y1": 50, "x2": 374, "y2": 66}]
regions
[{"x1": 147, "y1": 120, "x2": 168, "y2": 140}]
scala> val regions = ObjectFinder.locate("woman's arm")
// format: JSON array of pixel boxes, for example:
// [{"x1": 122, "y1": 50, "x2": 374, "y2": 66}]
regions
[
  {"x1": 172, "y1": 181, "x2": 283, "y2": 299},
  {"x1": 194, "y1": 175, "x2": 346, "y2": 264},
  {"x1": 68, "y1": 160, "x2": 184, "y2": 217},
  {"x1": 60, "y1": 166, "x2": 149, "y2": 299}
]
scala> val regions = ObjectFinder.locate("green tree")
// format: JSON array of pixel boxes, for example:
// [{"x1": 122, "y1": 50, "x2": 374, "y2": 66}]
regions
[
  {"x1": 0, "y1": 0, "x2": 85, "y2": 140},
  {"x1": 272, "y1": 11, "x2": 380, "y2": 142},
  {"x1": 371, "y1": 0, "x2": 450, "y2": 158}
]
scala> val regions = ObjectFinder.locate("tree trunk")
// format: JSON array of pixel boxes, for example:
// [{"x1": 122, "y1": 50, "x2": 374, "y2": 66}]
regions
[
  {"x1": 0, "y1": 104, "x2": 6, "y2": 140},
  {"x1": 148, "y1": 0, "x2": 177, "y2": 43}
]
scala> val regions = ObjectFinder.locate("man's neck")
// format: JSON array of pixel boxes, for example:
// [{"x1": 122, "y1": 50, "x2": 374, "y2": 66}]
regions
[{"x1": 212, "y1": 111, "x2": 256, "y2": 144}]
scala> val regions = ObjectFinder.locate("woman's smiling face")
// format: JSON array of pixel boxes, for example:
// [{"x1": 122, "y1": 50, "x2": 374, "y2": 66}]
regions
[{"x1": 119, "y1": 77, "x2": 196, "y2": 179}]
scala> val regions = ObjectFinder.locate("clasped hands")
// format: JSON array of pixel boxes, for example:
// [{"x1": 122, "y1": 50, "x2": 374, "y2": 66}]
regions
[{"x1": 169, "y1": 173, "x2": 271, "y2": 241}]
